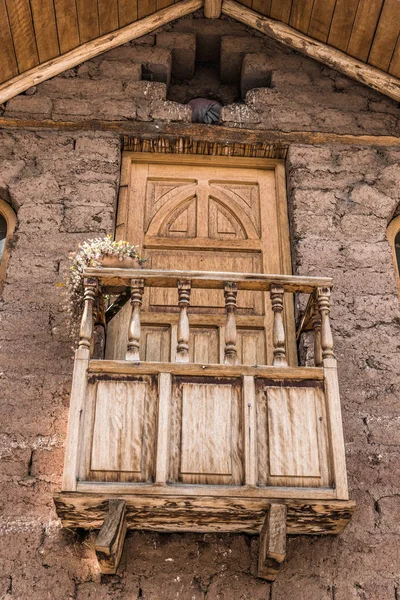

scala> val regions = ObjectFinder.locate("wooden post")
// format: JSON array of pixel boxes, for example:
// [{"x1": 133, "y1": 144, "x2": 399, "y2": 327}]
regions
[
  {"x1": 176, "y1": 280, "x2": 191, "y2": 363},
  {"x1": 126, "y1": 279, "x2": 144, "y2": 361},
  {"x1": 204, "y1": 0, "x2": 222, "y2": 18},
  {"x1": 243, "y1": 375, "x2": 257, "y2": 485},
  {"x1": 317, "y1": 286, "x2": 335, "y2": 359},
  {"x1": 224, "y1": 282, "x2": 238, "y2": 366},
  {"x1": 79, "y1": 277, "x2": 98, "y2": 351},
  {"x1": 155, "y1": 372, "x2": 172, "y2": 484},
  {"x1": 95, "y1": 500, "x2": 127, "y2": 574},
  {"x1": 270, "y1": 285, "x2": 287, "y2": 367},
  {"x1": 311, "y1": 300, "x2": 323, "y2": 367},
  {"x1": 258, "y1": 503, "x2": 287, "y2": 581}
]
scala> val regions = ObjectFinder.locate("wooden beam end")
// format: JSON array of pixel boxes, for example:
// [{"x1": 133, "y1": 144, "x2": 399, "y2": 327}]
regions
[
  {"x1": 257, "y1": 503, "x2": 287, "y2": 581},
  {"x1": 95, "y1": 500, "x2": 127, "y2": 574}
]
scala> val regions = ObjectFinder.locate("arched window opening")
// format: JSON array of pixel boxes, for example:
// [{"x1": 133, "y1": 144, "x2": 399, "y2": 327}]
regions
[
  {"x1": 387, "y1": 215, "x2": 400, "y2": 297},
  {"x1": 395, "y1": 230, "x2": 400, "y2": 276},
  {"x1": 0, "y1": 214, "x2": 6, "y2": 262},
  {"x1": 0, "y1": 199, "x2": 17, "y2": 295}
]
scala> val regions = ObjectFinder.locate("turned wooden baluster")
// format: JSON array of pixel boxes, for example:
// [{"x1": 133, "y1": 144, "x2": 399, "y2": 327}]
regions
[
  {"x1": 270, "y1": 285, "x2": 288, "y2": 367},
  {"x1": 126, "y1": 279, "x2": 144, "y2": 361},
  {"x1": 317, "y1": 286, "x2": 335, "y2": 359},
  {"x1": 311, "y1": 300, "x2": 323, "y2": 367},
  {"x1": 224, "y1": 282, "x2": 238, "y2": 366},
  {"x1": 176, "y1": 280, "x2": 191, "y2": 363},
  {"x1": 79, "y1": 277, "x2": 98, "y2": 352}
]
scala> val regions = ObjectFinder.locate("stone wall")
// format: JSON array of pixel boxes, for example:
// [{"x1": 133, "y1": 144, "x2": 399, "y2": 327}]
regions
[{"x1": 0, "y1": 17, "x2": 400, "y2": 600}]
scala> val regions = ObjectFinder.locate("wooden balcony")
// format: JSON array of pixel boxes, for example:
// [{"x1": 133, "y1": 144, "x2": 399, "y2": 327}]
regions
[{"x1": 54, "y1": 268, "x2": 355, "y2": 579}]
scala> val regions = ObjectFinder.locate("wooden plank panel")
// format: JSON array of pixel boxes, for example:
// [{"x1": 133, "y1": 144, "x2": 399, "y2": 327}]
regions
[
  {"x1": 30, "y1": 0, "x2": 60, "y2": 62},
  {"x1": 289, "y1": 0, "x2": 314, "y2": 33},
  {"x1": 368, "y1": 0, "x2": 400, "y2": 71},
  {"x1": 181, "y1": 383, "x2": 232, "y2": 476},
  {"x1": 389, "y1": 34, "x2": 400, "y2": 78},
  {"x1": 138, "y1": 0, "x2": 156, "y2": 18},
  {"x1": 346, "y1": 0, "x2": 383, "y2": 62},
  {"x1": 170, "y1": 378, "x2": 244, "y2": 485},
  {"x1": 98, "y1": 0, "x2": 119, "y2": 35},
  {"x1": 76, "y1": 0, "x2": 99, "y2": 43},
  {"x1": 5, "y1": 0, "x2": 39, "y2": 72},
  {"x1": 118, "y1": 0, "x2": 137, "y2": 26},
  {"x1": 189, "y1": 327, "x2": 219, "y2": 364},
  {"x1": 157, "y1": 0, "x2": 175, "y2": 10},
  {"x1": 307, "y1": 0, "x2": 336, "y2": 43},
  {"x1": 327, "y1": 0, "x2": 359, "y2": 53},
  {"x1": 269, "y1": 0, "x2": 292, "y2": 23},
  {"x1": 267, "y1": 387, "x2": 321, "y2": 478},
  {"x1": 54, "y1": 0, "x2": 80, "y2": 53},
  {"x1": 0, "y1": 0, "x2": 18, "y2": 82},
  {"x1": 91, "y1": 381, "x2": 146, "y2": 473},
  {"x1": 251, "y1": 0, "x2": 271, "y2": 17}
]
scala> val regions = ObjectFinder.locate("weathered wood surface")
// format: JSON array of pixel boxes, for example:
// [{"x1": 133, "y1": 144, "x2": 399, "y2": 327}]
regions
[
  {"x1": 88, "y1": 360, "x2": 325, "y2": 379},
  {"x1": 222, "y1": 0, "x2": 400, "y2": 103},
  {"x1": 54, "y1": 492, "x2": 355, "y2": 534},
  {"x1": 258, "y1": 504, "x2": 287, "y2": 581},
  {"x1": 2, "y1": 117, "x2": 400, "y2": 149},
  {"x1": 95, "y1": 500, "x2": 127, "y2": 574}
]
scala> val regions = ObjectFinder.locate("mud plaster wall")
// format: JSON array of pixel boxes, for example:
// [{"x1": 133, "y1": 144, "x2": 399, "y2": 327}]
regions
[{"x1": 0, "y1": 18, "x2": 400, "y2": 600}]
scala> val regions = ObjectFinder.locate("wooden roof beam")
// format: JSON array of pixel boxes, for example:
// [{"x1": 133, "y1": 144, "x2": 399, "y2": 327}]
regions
[
  {"x1": 0, "y1": 0, "x2": 203, "y2": 106},
  {"x1": 222, "y1": 0, "x2": 400, "y2": 104}
]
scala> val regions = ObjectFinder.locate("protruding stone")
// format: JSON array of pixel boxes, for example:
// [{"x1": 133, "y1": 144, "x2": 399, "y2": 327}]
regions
[
  {"x1": 220, "y1": 35, "x2": 264, "y2": 84},
  {"x1": 221, "y1": 103, "x2": 261, "y2": 125},
  {"x1": 241, "y1": 53, "x2": 273, "y2": 99}
]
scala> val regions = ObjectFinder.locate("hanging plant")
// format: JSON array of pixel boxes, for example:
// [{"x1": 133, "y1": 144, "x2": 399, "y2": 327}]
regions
[{"x1": 67, "y1": 235, "x2": 145, "y2": 340}]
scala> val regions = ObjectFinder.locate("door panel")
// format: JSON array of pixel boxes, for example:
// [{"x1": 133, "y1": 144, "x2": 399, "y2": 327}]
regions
[{"x1": 107, "y1": 154, "x2": 294, "y2": 365}]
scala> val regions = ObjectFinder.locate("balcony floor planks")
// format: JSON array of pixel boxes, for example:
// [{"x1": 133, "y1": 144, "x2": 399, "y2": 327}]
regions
[
  {"x1": 54, "y1": 491, "x2": 355, "y2": 535},
  {"x1": 88, "y1": 360, "x2": 325, "y2": 380}
]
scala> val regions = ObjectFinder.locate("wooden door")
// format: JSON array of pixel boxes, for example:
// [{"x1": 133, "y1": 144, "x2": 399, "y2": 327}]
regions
[{"x1": 106, "y1": 153, "x2": 295, "y2": 365}]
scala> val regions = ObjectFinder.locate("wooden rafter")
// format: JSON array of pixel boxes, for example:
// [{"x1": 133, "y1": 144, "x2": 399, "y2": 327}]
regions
[
  {"x1": 222, "y1": 0, "x2": 400, "y2": 103},
  {"x1": 0, "y1": 0, "x2": 202, "y2": 106}
]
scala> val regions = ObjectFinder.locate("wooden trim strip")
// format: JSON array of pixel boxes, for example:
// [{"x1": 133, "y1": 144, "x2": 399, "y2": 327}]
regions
[
  {"x1": 0, "y1": 0, "x2": 203, "y2": 104},
  {"x1": 74, "y1": 482, "x2": 337, "y2": 500},
  {"x1": 88, "y1": 359, "x2": 325, "y2": 379},
  {"x1": 1, "y1": 118, "x2": 400, "y2": 148},
  {"x1": 222, "y1": 0, "x2": 400, "y2": 103}
]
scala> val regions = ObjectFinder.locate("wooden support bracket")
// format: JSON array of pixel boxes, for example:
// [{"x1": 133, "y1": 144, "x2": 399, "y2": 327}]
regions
[
  {"x1": 95, "y1": 500, "x2": 127, "y2": 574},
  {"x1": 258, "y1": 503, "x2": 287, "y2": 581}
]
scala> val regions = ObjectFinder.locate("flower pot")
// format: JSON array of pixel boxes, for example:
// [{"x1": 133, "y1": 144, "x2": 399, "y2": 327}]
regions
[{"x1": 100, "y1": 255, "x2": 140, "y2": 269}]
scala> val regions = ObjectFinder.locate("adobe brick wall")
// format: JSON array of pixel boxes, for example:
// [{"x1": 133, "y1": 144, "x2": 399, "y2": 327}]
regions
[{"x1": 0, "y1": 18, "x2": 399, "y2": 600}]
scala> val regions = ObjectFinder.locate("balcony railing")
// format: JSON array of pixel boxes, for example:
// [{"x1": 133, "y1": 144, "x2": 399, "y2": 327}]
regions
[{"x1": 54, "y1": 267, "x2": 355, "y2": 579}]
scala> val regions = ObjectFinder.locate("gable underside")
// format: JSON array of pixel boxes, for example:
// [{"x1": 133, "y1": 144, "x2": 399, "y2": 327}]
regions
[{"x1": 0, "y1": 0, "x2": 399, "y2": 102}]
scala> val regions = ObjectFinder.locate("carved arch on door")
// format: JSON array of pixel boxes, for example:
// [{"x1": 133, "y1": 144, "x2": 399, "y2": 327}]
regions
[{"x1": 146, "y1": 187, "x2": 259, "y2": 240}]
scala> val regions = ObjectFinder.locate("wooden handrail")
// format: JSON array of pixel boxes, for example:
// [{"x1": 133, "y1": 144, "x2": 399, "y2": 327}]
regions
[{"x1": 83, "y1": 267, "x2": 332, "y2": 294}]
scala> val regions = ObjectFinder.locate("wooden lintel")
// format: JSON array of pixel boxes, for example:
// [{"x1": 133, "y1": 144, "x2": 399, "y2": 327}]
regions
[
  {"x1": 95, "y1": 500, "x2": 127, "y2": 574},
  {"x1": 222, "y1": 0, "x2": 400, "y2": 104},
  {"x1": 204, "y1": 0, "x2": 221, "y2": 18},
  {"x1": 1, "y1": 117, "x2": 400, "y2": 148},
  {"x1": 0, "y1": 0, "x2": 202, "y2": 105},
  {"x1": 54, "y1": 492, "x2": 355, "y2": 535},
  {"x1": 258, "y1": 504, "x2": 287, "y2": 581}
]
